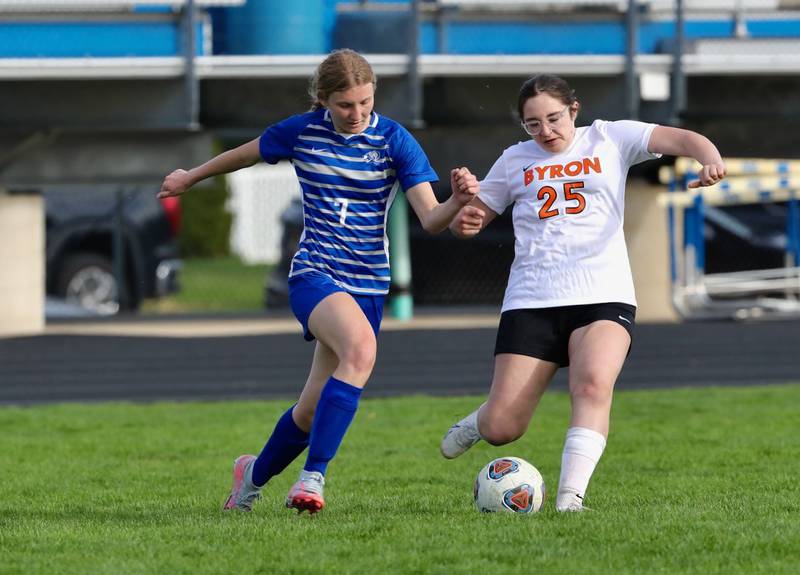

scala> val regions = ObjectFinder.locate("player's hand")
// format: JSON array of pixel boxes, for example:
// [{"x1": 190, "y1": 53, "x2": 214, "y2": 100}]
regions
[
  {"x1": 687, "y1": 162, "x2": 726, "y2": 189},
  {"x1": 450, "y1": 167, "x2": 480, "y2": 205},
  {"x1": 450, "y1": 205, "x2": 485, "y2": 238},
  {"x1": 158, "y1": 169, "x2": 193, "y2": 199}
]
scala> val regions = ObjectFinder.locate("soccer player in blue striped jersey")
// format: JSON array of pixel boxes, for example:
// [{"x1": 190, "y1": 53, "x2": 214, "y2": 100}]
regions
[{"x1": 158, "y1": 49, "x2": 479, "y2": 514}]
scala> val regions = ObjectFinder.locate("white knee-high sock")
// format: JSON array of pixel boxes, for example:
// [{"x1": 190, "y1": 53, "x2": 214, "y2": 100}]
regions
[{"x1": 556, "y1": 427, "x2": 606, "y2": 511}]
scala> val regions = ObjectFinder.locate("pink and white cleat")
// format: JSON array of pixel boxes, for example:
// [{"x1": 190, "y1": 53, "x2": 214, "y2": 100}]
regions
[
  {"x1": 285, "y1": 470, "x2": 325, "y2": 514},
  {"x1": 223, "y1": 454, "x2": 261, "y2": 512}
]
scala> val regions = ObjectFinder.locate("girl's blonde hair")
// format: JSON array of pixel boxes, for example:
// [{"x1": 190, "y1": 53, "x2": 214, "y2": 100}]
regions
[{"x1": 309, "y1": 49, "x2": 376, "y2": 110}]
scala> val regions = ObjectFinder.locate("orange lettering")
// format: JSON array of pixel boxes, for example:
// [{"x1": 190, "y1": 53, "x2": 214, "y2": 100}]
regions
[
  {"x1": 564, "y1": 161, "x2": 583, "y2": 177},
  {"x1": 550, "y1": 165, "x2": 564, "y2": 178},
  {"x1": 524, "y1": 168, "x2": 534, "y2": 186},
  {"x1": 583, "y1": 156, "x2": 602, "y2": 174},
  {"x1": 534, "y1": 165, "x2": 548, "y2": 180}
]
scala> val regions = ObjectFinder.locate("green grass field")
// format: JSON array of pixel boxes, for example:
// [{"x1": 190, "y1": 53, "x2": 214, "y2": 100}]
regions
[
  {"x1": 1, "y1": 385, "x2": 798, "y2": 574},
  {"x1": 142, "y1": 257, "x2": 271, "y2": 314}
]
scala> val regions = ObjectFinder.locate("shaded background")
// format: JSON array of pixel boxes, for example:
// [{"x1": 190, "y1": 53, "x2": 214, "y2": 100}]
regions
[{"x1": 2, "y1": 0, "x2": 800, "y2": 326}]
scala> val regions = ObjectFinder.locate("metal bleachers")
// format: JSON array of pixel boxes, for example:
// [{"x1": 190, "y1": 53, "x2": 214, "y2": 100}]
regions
[{"x1": 660, "y1": 158, "x2": 800, "y2": 320}]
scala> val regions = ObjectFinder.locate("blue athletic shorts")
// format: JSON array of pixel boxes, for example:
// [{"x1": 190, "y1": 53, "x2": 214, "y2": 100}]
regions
[{"x1": 288, "y1": 271, "x2": 386, "y2": 342}]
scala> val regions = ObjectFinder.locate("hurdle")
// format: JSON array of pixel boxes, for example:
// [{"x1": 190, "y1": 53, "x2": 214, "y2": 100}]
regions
[{"x1": 659, "y1": 158, "x2": 800, "y2": 320}]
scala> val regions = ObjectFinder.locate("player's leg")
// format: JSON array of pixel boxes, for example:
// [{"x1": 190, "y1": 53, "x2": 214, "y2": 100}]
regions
[
  {"x1": 293, "y1": 340, "x2": 340, "y2": 431},
  {"x1": 286, "y1": 292, "x2": 378, "y2": 513},
  {"x1": 441, "y1": 353, "x2": 558, "y2": 458},
  {"x1": 253, "y1": 342, "x2": 338, "y2": 479},
  {"x1": 223, "y1": 341, "x2": 338, "y2": 512},
  {"x1": 556, "y1": 318, "x2": 631, "y2": 512},
  {"x1": 481, "y1": 354, "x2": 559, "y2": 444},
  {"x1": 441, "y1": 308, "x2": 562, "y2": 459}
]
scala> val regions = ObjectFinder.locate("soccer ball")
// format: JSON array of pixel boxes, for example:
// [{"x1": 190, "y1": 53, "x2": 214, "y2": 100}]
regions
[{"x1": 474, "y1": 456, "x2": 546, "y2": 514}]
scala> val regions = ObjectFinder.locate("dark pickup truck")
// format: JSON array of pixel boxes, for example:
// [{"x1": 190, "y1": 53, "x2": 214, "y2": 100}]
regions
[{"x1": 42, "y1": 184, "x2": 181, "y2": 315}]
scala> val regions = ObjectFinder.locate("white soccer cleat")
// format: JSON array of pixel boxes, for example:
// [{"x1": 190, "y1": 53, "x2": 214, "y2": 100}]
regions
[
  {"x1": 555, "y1": 492, "x2": 591, "y2": 513},
  {"x1": 440, "y1": 407, "x2": 482, "y2": 459}
]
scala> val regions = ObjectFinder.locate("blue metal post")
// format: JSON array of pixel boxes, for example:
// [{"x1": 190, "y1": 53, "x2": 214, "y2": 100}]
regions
[
  {"x1": 787, "y1": 195, "x2": 800, "y2": 266},
  {"x1": 667, "y1": 175, "x2": 678, "y2": 285},
  {"x1": 693, "y1": 193, "x2": 705, "y2": 274}
]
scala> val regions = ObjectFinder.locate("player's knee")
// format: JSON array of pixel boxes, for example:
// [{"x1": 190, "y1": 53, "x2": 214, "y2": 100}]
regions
[
  {"x1": 571, "y1": 375, "x2": 613, "y2": 405},
  {"x1": 480, "y1": 419, "x2": 524, "y2": 446},
  {"x1": 339, "y1": 334, "x2": 376, "y2": 376}
]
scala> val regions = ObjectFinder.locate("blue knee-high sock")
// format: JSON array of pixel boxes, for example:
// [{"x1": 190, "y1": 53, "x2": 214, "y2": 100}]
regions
[
  {"x1": 304, "y1": 377, "x2": 362, "y2": 476},
  {"x1": 251, "y1": 405, "x2": 310, "y2": 487}
]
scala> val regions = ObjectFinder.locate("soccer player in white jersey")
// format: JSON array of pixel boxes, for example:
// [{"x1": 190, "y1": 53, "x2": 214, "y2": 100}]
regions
[
  {"x1": 158, "y1": 49, "x2": 479, "y2": 514},
  {"x1": 440, "y1": 74, "x2": 726, "y2": 512}
]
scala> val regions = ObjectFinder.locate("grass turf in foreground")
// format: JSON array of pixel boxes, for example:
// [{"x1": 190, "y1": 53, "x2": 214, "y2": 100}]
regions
[{"x1": 0, "y1": 385, "x2": 798, "y2": 575}]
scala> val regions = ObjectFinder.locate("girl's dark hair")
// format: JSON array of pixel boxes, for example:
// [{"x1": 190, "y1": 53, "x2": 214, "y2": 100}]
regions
[
  {"x1": 516, "y1": 74, "x2": 577, "y2": 120},
  {"x1": 309, "y1": 49, "x2": 376, "y2": 111}
]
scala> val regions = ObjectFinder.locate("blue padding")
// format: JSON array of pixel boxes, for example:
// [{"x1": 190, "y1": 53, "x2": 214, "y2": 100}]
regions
[
  {"x1": 417, "y1": 18, "x2": 800, "y2": 55},
  {"x1": 747, "y1": 20, "x2": 800, "y2": 36},
  {"x1": 0, "y1": 21, "x2": 205, "y2": 57},
  {"x1": 436, "y1": 21, "x2": 626, "y2": 55},
  {"x1": 639, "y1": 20, "x2": 733, "y2": 52},
  {"x1": 3, "y1": 10, "x2": 799, "y2": 58}
]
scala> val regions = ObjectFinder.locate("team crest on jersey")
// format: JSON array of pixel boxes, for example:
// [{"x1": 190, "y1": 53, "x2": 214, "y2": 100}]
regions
[{"x1": 363, "y1": 150, "x2": 382, "y2": 164}]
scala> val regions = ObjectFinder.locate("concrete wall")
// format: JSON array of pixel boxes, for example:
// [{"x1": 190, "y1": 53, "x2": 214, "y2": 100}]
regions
[
  {"x1": 0, "y1": 131, "x2": 215, "y2": 186},
  {"x1": 0, "y1": 192, "x2": 44, "y2": 336},
  {"x1": 625, "y1": 180, "x2": 679, "y2": 323}
]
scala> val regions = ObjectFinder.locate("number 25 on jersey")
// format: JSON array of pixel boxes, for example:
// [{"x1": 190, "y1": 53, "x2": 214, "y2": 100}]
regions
[{"x1": 537, "y1": 181, "x2": 586, "y2": 220}]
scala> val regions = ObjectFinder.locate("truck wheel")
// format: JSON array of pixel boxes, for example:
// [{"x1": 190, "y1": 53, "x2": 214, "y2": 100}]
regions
[{"x1": 56, "y1": 253, "x2": 131, "y2": 315}]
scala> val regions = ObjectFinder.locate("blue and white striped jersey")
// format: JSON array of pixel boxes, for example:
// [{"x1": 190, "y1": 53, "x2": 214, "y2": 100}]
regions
[{"x1": 259, "y1": 109, "x2": 438, "y2": 295}]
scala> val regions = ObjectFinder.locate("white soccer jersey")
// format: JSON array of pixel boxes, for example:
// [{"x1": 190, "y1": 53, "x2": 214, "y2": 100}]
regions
[{"x1": 478, "y1": 119, "x2": 660, "y2": 312}]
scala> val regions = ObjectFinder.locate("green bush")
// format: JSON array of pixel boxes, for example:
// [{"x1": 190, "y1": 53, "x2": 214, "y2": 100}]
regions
[{"x1": 179, "y1": 176, "x2": 232, "y2": 257}]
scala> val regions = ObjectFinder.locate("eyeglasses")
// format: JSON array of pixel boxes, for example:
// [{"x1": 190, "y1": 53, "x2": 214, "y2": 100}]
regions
[{"x1": 520, "y1": 105, "x2": 571, "y2": 137}]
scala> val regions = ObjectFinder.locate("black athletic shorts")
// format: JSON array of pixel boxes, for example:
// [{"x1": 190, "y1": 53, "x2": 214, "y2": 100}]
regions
[{"x1": 494, "y1": 302, "x2": 636, "y2": 367}]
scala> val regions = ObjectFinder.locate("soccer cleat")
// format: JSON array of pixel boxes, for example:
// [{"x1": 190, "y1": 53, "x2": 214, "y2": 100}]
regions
[
  {"x1": 285, "y1": 470, "x2": 325, "y2": 514},
  {"x1": 223, "y1": 454, "x2": 261, "y2": 512},
  {"x1": 440, "y1": 407, "x2": 482, "y2": 459},
  {"x1": 555, "y1": 492, "x2": 591, "y2": 513}
]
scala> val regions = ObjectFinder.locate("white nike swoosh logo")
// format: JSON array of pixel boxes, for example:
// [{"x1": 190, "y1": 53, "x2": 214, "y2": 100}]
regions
[{"x1": 618, "y1": 315, "x2": 632, "y2": 324}]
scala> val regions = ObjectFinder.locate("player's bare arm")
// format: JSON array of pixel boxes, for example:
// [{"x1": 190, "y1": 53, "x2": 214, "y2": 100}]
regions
[
  {"x1": 158, "y1": 138, "x2": 262, "y2": 199},
  {"x1": 406, "y1": 167, "x2": 479, "y2": 234},
  {"x1": 648, "y1": 125, "x2": 727, "y2": 189},
  {"x1": 450, "y1": 197, "x2": 496, "y2": 239}
]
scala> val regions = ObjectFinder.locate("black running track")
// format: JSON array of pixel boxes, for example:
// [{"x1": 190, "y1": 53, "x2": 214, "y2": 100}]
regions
[{"x1": 1, "y1": 319, "x2": 799, "y2": 405}]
